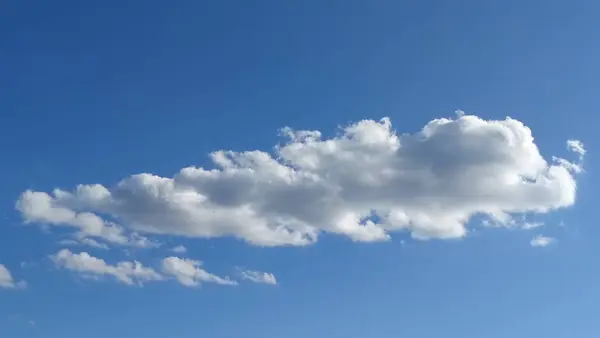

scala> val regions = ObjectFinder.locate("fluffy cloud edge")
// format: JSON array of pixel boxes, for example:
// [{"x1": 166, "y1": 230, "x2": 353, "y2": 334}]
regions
[
  {"x1": 0, "y1": 264, "x2": 26, "y2": 290},
  {"x1": 15, "y1": 191, "x2": 160, "y2": 249}
]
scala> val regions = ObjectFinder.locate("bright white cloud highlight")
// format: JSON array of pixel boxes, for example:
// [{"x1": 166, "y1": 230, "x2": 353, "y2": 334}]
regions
[
  {"x1": 239, "y1": 269, "x2": 277, "y2": 285},
  {"x1": 161, "y1": 257, "x2": 237, "y2": 287},
  {"x1": 17, "y1": 114, "x2": 586, "y2": 246},
  {"x1": 51, "y1": 249, "x2": 163, "y2": 285},
  {"x1": 530, "y1": 235, "x2": 555, "y2": 247},
  {"x1": 0, "y1": 264, "x2": 25, "y2": 289}
]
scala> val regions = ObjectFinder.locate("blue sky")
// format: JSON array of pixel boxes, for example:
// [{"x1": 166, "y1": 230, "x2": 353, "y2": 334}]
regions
[{"x1": 1, "y1": 0, "x2": 599, "y2": 337}]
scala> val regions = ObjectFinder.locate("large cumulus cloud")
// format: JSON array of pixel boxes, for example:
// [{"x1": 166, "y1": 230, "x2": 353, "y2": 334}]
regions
[{"x1": 16, "y1": 114, "x2": 585, "y2": 247}]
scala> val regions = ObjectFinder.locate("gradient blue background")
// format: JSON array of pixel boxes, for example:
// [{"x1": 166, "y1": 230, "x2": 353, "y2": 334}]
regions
[{"x1": 1, "y1": 1, "x2": 598, "y2": 337}]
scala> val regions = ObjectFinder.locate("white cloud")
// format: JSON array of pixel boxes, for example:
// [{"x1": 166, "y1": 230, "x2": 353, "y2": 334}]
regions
[
  {"x1": 58, "y1": 238, "x2": 109, "y2": 250},
  {"x1": 238, "y1": 269, "x2": 277, "y2": 285},
  {"x1": 16, "y1": 114, "x2": 586, "y2": 246},
  {"x1": 530, "y1": 235, "x2": 555, "y2": 247},
  {"x1": 553, "y1": 156, "x2": 583, "y2": 174},
  {"x1": 16, "y1": 188, "x2": 156, "y2": 248},
  {"x1": 50, "y1": 249, "x2": 163, "y2": 285},
  {"x1": 481, "y1": 215, "x2": 545, "y2": 230},
  {"x1": 0, "y1": 264, "x2": 26, "y2": 289},
  {"x1": 79, "y1": 238, "x2": 110, "y2": 249},
  {"x1": 171, "y1": 245, "x2": 187, "y2": 254},
  {"x1": 521, "y1": 221, "x2": 544, "y2": 230},
  {"x1": 567, "y1": 139, "x2": 586, "y2": 159},
  {"x1": 50, "y1": 250, "x2": 239, "y2": 288},
  {"x1": 161, "y1": 257, "x2": 237, "y2": 287},
  {"x1": 57, "y1": 239, "x2": 80, "y2": 246}
]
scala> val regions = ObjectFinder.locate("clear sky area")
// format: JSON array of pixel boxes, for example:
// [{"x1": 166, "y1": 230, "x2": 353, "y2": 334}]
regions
[{"x1": 1, "y1": 1, "x2": 599, "y2": 337}]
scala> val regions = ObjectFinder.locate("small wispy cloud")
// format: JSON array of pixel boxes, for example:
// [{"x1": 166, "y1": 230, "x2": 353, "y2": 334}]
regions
[
  {"x1": 567, "y1": 139, "x2": 586, "y2": 159},
  {"x1": 162, "y1": 257, "x2": 237, "y2": 287},
  {"x1": 238, "y1": 269, "x2": 277, "y2": 285},
  {"x1": 58, "y1": 238, "x2": 109, "y2": 250},
  {"x1": 171, "y1": 245, "x2": 187, "y2": 254},
  {"x1": 522, "y1": 222, "x2": 544, "y2": 230},
  {"x1": 530, "y1": 235, "x2": 555, "y2": 248},
  {"x1": 20, "y1": 261, "x2": 36, "y2": 269}
]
